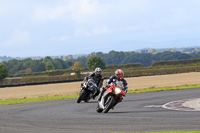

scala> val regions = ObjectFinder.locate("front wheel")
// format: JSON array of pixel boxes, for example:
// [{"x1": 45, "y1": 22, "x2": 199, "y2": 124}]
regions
[
  {"x1": 77, "y1": 89, "x2": 86, "y2": 103},
  {"x1": 103, "y1": 97, "x2": 116, "y2": 113},
  {"x1": 96, "y1": 104, "x2": 103, "y2": 113}
]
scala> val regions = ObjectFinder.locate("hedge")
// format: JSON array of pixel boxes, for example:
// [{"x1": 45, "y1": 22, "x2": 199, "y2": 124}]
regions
[
  {"x1": 106, "y1": 63, "x2": 143, "y2": 70},
  {"x1": 0, "y1": 74, "x2": 87, "y2": 87},
  {"x1": 1, "y1": 65, "x2": 200, "y2": 87},
  {"x1": 152, "y1": 58, "x2": 200, "y2": 67}
]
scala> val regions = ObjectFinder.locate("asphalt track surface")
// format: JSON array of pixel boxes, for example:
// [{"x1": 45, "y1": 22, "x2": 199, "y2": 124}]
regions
[{"x1": 0, "y1": 88, "x2": 200, "y2": 133}]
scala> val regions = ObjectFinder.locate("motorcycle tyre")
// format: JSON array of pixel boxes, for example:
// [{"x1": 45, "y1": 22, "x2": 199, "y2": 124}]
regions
[
  {"x1": 84, "y1": 97, "x2": 90, "y2": 102},
  {"x1": 96, "y1": 104, "x2": 103, "y2": 113},
  {"x1": 103, "y1": 97, "x2": 116, "y2": 113},
  {"x1": 77, "y1": 89, "x2": 86, "y2": 103}
]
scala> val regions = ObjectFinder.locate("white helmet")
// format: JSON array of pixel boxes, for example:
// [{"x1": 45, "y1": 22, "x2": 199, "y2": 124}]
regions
[{"x1": 95, "y1": 67, "x2": 102, "y2": 75}]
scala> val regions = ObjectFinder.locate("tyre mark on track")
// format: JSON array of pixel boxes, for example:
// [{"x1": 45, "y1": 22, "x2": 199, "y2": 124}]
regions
[{"x1": 162, "y1": 99, "x2": 196, "y2": 111}]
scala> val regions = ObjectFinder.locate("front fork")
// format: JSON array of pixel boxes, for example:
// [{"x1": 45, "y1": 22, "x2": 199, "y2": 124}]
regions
[
  {"x1": 98, "y1": 91, "x2": 108, "y2": 109},
  {"x1": 99, "y1": 91, "x2": 114, "y2": 109}
]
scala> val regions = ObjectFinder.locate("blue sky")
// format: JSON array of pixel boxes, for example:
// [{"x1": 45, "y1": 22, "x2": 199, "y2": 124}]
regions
[{"x1": 0, "y1": 0, "x2": 200, "y2": 57}]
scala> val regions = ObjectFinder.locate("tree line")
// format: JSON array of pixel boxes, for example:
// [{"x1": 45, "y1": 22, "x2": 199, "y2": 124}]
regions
[
  {"x1": 2, "y1": 56, "x2": 73, "y2": 75},
  {"x1": 2, "y1": 50, "x2": 200, "y2": 75}
]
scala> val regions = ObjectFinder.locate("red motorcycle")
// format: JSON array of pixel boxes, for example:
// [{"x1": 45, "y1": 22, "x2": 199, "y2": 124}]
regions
[{"x1": 96, "y1": 81, "x2": 125, "y2": 113}]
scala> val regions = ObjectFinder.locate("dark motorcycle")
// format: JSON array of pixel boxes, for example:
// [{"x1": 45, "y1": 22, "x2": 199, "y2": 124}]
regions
[
  {"x1": 77, "y1": 79, "x2": 97, "y2": 103},
  {"x1": 96, "y1": 81, "x2": 125, "y2": 113}
]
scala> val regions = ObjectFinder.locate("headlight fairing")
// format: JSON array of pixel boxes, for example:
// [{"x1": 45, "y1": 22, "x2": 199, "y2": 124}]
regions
[
  {"x1": 115, "y1": 87, "x2": 122, "y2": 94},
  {"x1": 83, "y1": 83, "x2": 87, "y2": 88}
]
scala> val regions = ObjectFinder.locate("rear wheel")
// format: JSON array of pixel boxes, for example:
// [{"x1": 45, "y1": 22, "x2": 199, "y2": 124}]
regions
[
  {"x1": 77, "y1": 90, "x2": 86, "y2": 103},
  {"x1": 103, "y1": 97, "x2": 116, "y2": 113}
]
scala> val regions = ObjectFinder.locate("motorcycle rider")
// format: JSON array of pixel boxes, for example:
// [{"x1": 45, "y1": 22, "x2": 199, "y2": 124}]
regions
[
  {"x1": 98, "y1": 69, "x2": 128, "y2": 101},
  {"x1": 83, "y1": 67, "x2": 104, "y2": 99}
]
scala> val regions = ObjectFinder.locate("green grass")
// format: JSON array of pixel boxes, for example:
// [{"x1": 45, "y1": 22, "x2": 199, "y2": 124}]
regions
[
  {"x1": 0, "y1": 95, "x2": 79, "y2": 105},
  {"x1": 128, "y1": 84, "x2": 200, "y2": 94},
  {"x1": 1, "y1": 84, "x2": 200, "y2": 105},
  {"x1": 107, "y1": 131, "x2": 200, "y2": 133}
]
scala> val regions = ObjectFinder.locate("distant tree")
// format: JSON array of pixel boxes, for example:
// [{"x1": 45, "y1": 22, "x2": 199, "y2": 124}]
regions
[
  {"x1": 16, "y1": 70, "x2": 26, "y2": 75},
  {"x1": 86, "y1": 56, "x2": 106, "y2": 70},
  {"x1": 52, "y1": 58, "x2": 65, "y2": 69},
  {"x1": 72, "y1": 62, "x2": 83, "y2": 77},
  {"x1": 43, "y1": 56, "x2": 52, "y2": 63},
  {"x1": 183, "y1": 48, "x2": 195, "y2": 53},
  {"x1": 25, "y1": 68, "x2": 32, "y2": 74},
  {"x1": 0, "y1": 64, "x2": 9, "y2": 80},
  {"x1": 66, "y1": 60, "x2": 74, "y2": 68},
  {"x1": 76, "y1": 56, "x2": 87, "y2": 68},
  {"x1": 170, "y1": 49, "x2": 176, "y2": 52},
  {"x1": 63, "y1": 55, "x2": 74, "y2": 61},
  {"x1": 45, "y1": 62, "x2": 54, "y2": 71},
  {"x1": 88, "y1": 52, "x2": 96, "y2": 57},
  {"x1": 30, "y1": 60, "x2": 46, "y2": 72},
  {"x1": 192, "y1": 49, "x2": 200, "y2": 53},
  {"x1": 149, "y1": 49, "x2": 156, "y2": 54}
]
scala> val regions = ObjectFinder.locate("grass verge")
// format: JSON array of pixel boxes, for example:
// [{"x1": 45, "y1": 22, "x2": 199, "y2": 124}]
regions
[
  {"x1": 1, "y1": 84, "x2": 200, "y2": 105},
  {"x1": 108, "y1": 131, "x2": 200, "y2": 133},
  {"x1": 128, "y1": 84, "x2": 200, "y2": 94},
  {"x1": 0, "y1": 95, "x2": 79, "y2": 105}
]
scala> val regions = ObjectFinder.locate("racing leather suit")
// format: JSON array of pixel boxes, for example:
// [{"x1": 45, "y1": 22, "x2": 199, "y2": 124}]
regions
[
  {"x1": 98, "y1": 75, "x2": 128, "y2": 101},
  {"x1": 84, "y1": 72, "x2": 104, "y2": 98}
]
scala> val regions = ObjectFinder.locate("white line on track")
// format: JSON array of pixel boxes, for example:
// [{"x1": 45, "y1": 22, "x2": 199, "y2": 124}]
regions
[
  {"x1": 144, "y1": 98, "x2": 200, "y2": 111},
  {"x1": 162, "y1": 99, "x2": 198, "y2": 111},
  {"x1": 144, "y1": 105, "x2": 162, "y2": 108}
]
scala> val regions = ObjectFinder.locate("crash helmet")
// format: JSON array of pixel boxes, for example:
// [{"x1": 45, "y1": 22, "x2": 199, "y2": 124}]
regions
[
  {"x1": 115, "y1": 69, "x2": 124, "y2": 80},
  {"x1": 95, "y1": 67, "x2": 102, "y2": 75}
]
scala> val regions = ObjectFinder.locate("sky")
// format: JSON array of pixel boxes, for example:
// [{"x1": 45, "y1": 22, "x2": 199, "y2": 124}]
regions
[{"x1": 0, "y1": 0, "x2": 200, "y2": 57}]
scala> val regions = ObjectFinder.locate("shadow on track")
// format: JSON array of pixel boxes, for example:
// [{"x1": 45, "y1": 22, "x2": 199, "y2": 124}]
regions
[
  {"x1": 106, "y1": 111, "x2": 136, "y2": 114},
  {"x1": 106, "y1": 109, "x2": 167, "y2": 114},
  {"x1": 77, "y1": 101, "x2": 98, "y2": 104}
]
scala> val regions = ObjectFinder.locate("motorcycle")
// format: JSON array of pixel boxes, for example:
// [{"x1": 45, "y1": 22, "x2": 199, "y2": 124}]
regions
[
  {"x1": 96, "y1": 81, "x2": 125, "y2": 113},
  {"x1": 77, "y1": 79, "x2": 97, "y2": 103}
]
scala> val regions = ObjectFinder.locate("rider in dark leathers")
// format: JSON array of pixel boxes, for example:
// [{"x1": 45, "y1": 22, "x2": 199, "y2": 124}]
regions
[
  {"x1": 98, "y1": 69, "x2": 128, "y2": 101},
  {"x1": 83, "y1": 67, "x2": 104, "y2": 99}
]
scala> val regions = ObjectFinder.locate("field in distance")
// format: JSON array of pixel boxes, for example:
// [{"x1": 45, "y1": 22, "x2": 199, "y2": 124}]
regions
[{"x1": 1, "y1": 72, "x2": 200, "y2": 100}]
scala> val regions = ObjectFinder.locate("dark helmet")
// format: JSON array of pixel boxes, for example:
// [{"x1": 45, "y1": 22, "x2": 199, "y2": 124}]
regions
[
  {"x1": 115, "y1": 69, "x2": 124, "y2": 80},
  {"x1": 95, "y1": 67, "x2": 102, "y2": 75}
]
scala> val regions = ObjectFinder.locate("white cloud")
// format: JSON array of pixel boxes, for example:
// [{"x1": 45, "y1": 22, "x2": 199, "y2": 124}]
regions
[
  {"x1": 51, "y1": 35, "x2": 71, "y2": 41},
  {"x1": 79, "y1": 25, "x2": 141, "y2": 36},
  {"x1": 0, "y1": 6, "x2": 5, "y2": 17},
  {"x1": 1, "y1": 29, "x2": 30, "y2": 47},
  {"x1": 69, "y1": 0, "x2": 99, "y2": 22},
  {"x1": 33, "y1": 0, "x2": 99, "y2": 22},
  {"x1": 85, "y1": 26, "x2": 110, "y2": 36},
  {"x1": 169, "y1": 8, "x2": 190, "y2": 26},
  {"x1": 74, "y1": 25, "x2": 143, "y2": 37},
  {"x1": 0, "y1": 1, "x2": 30, "y2": 18},
  {"x1": 33, "y1": 6, "x2": 69, "y2": 21}
]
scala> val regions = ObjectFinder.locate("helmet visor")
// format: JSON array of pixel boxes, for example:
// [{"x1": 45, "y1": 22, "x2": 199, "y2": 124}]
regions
[
  {"x1": 117, "y1": 74, "x2": 123, "y2": 77},
  {"x1": 96, "y1": 71, "x2": 101, "y2": 74}
]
